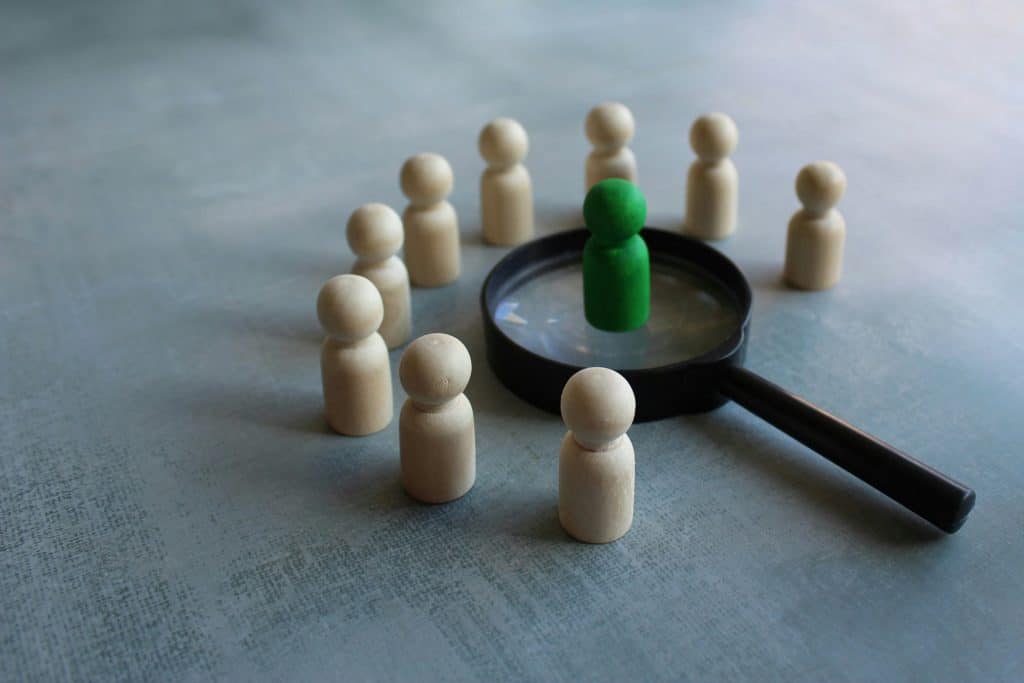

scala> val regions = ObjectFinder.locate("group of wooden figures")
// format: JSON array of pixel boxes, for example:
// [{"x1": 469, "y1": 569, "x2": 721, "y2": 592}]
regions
[
  {"x1": 318, "y1": 268, "x2": 637, "y2": 542},
  {"x1": 583, "y1": 101, "x2": 848, "y2": 290},
  {"x1": 316, "y1": 102, "x2": 850, "y2": 544}
]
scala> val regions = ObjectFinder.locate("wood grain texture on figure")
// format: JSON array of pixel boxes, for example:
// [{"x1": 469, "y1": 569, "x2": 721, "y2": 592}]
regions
[
  {"x1": 585, "y1": 102, "x2": 637, "y2": 191},
  {"x1": 400, "y1": 153, "x2": 461, "y2": 287},
  {"x1": 317, "y1": 274, "x2": 393, "y2": 435},
  {"x1": 347, "y1": 203, "x2": 412, "y2": 349},
  {"x1": 683, "y1": 113, "x2": 739, "y2": 240},
  {"x1": 479, "y1": 117, "x2": 534, "y2": 246},
  {"x1": 399, "y1": 333, "x2": 475, "y2": 503},
  {"x1": 784, "y1": 161, "x2": 847, "y2": 290},
  {"x1": 559, "y1": 367, "x2": 636, "y2": 544}
]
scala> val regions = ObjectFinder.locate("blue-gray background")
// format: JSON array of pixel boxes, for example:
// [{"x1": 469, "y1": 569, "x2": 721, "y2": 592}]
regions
[{"x1": 2, "y1": 2, "x2": 1022, "y2": 680}]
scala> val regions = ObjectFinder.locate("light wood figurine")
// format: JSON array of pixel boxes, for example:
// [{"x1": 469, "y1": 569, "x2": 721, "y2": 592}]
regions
[
  {"x1": 317, "y1": 274, "x2": 393, "y2": 435},
  {"x1": 585, "y1": 101, "x2": 637, "y2": 191},
  {"x1": 559, "y1": 367, "x2": 636, "y2": 544},
  {"x1": 400, "y1": 153, "x2": 460, "y2": 287},
  {"x1": 784, "y1": 161, "x2": 847, "y2": 290},
  {"x1": 683, "y1": 112, "x2": 739, "y2": 240},
  {"x1": 399, "y1": 333, "x2": 475, "y2": 504},
  {"x1": 479, "y1": 117, "x2": 534, "y2": 246},
  {"x1": 347, "y1": 202, "x2": 412, "y2": 349}
]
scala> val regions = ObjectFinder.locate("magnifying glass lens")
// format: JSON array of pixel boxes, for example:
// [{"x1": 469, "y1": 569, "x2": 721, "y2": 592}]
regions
[{"x1": 494, "y1": 262, "x2": 742, "y2": 369}]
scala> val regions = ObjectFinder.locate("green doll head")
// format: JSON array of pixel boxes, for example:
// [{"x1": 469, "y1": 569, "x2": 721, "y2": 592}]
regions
[{"x1": 583, "y1": 178, "x2": 647, "y2": 245}]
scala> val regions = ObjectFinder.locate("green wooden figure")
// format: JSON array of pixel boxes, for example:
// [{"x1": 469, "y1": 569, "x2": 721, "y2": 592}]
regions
[{"x1": 582, "y1": 178, "x2": 650, "y2": 331}]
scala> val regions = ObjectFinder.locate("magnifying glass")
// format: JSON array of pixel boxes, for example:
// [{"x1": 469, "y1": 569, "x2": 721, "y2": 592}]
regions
[{"x1": 480, "y1": 227, "x2": 976, "y2": 534}]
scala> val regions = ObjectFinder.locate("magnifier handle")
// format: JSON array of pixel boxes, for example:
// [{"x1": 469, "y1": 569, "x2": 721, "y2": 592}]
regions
[{"x1": 718, "y1": 366, "x2": 975, "y2": 533}]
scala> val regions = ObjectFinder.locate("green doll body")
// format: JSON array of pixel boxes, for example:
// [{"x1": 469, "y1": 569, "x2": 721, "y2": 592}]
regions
[
  {"x1": 582, "y1": 179, "x2": 650, "y2": 331},
  {"x1": 583, "y1": 235, "x2": 650, "y2": 330}
]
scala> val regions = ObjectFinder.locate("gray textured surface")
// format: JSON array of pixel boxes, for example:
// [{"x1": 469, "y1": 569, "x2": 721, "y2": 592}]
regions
[{"x1": 2, "y1": 2, "x2": 1023, "y2": 681}]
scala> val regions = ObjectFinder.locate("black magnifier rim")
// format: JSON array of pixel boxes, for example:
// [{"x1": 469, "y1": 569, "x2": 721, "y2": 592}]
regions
[{"x1": 480, "y1": 227, "x2": 753, "y2": 421}]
